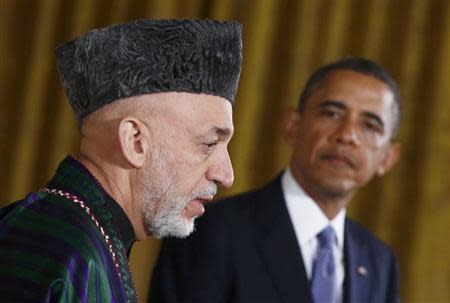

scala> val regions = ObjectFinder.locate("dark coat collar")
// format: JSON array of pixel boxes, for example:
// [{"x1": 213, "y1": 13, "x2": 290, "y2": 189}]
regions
[{"x1": 254, "y1": 175, "x2": 313, "y2": 303}]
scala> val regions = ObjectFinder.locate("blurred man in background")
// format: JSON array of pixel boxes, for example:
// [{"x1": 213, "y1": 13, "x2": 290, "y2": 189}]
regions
[
  {"x1": 0, "y1": 19, "x2": 242, "y2": 302},
  {"x1": 150, "y1": 57, "x2": 401, "y2": 303}
]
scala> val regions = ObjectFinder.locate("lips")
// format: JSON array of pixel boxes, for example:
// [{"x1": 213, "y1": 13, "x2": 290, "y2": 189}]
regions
[
  {"x1": 184, "y1": 200, "x2": 205, "y2": 219},
  {"x1": 196, "y1": 195, "x2": 214, "y2": 202},
  {"x1": 183, "y1": 195, "x2": 214, "y2": 219},
  {"x1": 320, "y1": 151, "x2": 357, "y2": 169}
]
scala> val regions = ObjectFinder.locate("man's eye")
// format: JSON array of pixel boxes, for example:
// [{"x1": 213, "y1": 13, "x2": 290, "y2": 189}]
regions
[
  {"x1": 203, "y1": 142, "x2": 218, "y2": 153},
  {"x1": 363, "y1": 121, "x2": 382, "y2": 134},
  {"x1": 321, "y1": 109, "x2": 340, "y2": 118}
]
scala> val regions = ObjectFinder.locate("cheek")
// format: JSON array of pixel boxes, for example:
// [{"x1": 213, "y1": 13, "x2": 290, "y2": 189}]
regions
[
  {"x1": 169, "y1": 155, "x2": 209, "y2": 192},
  {"x1": 301, "y1": 129, "x2": 328, "y2": 159},
  {"x1": 357, "y1": 149, "x2": 385, "y2": 180},
  {"x1": 165, "y1": 140, "x2": 198, "y2": 169}
]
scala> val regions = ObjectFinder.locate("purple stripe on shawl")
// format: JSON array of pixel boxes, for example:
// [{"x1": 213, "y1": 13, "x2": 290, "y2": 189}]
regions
[
  {"x1": 36, "y1": 194, "x2": 128, "y2": 300},
  {"x1": 0, "y1": 228, "x2": 91, "y2": 300},
  {"x1": 0, "y1": 220, "x2": 125, "y2": 301},
  {"x1": 43, "y1": 200, "x2": 127, "y2": 301}
]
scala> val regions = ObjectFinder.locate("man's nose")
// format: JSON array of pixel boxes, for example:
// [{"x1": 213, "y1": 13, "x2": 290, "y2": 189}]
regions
[
  {"x1": 206, "y1": 150, "x2": 234, "y2": 188},
  {"x1": 331, "y1": 118, "x2": 361, "y2": 146}
]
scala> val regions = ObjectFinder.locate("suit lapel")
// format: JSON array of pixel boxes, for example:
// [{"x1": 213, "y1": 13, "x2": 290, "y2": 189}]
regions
[
  {"x1": 255, "y1": 177, "x2": 313, "y2": 303},
  {"x1": 344, "y1": 220, "x2": 372, "y2": 303}
]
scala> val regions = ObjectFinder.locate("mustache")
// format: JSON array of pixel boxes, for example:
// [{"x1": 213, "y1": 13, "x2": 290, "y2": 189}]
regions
[{"x1": 192, "y1": 183, "x2": 218, "y2": 200}]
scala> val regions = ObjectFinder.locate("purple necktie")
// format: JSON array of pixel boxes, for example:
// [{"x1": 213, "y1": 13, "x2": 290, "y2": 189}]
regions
[{"x1": 311, "y1": 225, "x2": 336, "y2": 303}]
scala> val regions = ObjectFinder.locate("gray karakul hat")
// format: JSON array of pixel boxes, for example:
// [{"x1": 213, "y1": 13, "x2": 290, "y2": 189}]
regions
[{"x1": 55, "y1": 19, "x2": 242, "y2": 121}]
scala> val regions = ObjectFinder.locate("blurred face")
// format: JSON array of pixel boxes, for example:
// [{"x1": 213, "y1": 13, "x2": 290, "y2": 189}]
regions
[
  {"x1": 137, "y1": 92, "x2": 234, "y2": 238},
  {"x1": 285, "y1": 70, "x2": 399, "y2": 201}
]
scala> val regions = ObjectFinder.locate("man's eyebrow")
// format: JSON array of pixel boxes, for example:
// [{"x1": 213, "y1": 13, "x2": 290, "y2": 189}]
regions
[
  {"x1": 362, "y1": 111, "x2": 384, "y2": 128},
  {"x1": 318, "y1": 100, "x2": 347, "y2": 110},
  {"x1": 198, "y1": 126, "x2": 233, "y2": 140},
  {"x1": 213, "y1": 126, "x2": 233, "y2": 137}
]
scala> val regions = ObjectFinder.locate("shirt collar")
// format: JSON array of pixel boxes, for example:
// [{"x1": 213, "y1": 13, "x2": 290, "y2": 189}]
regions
[
  {"x1": 281, "y1": 168, "x2": 346, "y2": 249},
  {"x1": 67, "y1": 155, "x2": 136, "y2": 256},
  {"x1": 103, "y1": 191, "x2": 136, "y2": 256}
]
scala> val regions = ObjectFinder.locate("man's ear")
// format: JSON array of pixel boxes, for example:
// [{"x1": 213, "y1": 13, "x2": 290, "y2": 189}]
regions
[
  {"x1": 118, "y1": 117, "x2": 148, "y2": 168},
  {"x1": 377, "y1": 142, "x2": 401, "y2": 176},
  {"x1": 283, "y1": 107, "x2": 301, "y2": 146}
]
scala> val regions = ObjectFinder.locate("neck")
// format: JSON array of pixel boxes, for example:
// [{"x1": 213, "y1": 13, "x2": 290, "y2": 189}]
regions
[
  {"x1": 75, "y1": 152, "x2": 147, "y2": 240},
  {"x1": 312, "y1": 197, "x2": 349, "y2": 220},
  {"x1": 290, "y1": 170, "x2": 353, "y2": 220}
]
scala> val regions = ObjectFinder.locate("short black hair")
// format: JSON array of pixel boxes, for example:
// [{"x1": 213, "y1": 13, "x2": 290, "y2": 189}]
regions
[{"x1": 298, "y1": 57, "x2": 402, "y2": 138}]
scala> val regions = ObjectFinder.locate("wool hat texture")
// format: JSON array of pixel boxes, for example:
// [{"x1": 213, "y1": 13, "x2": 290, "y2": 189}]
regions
[{"x1": 55, "y1": 19, "x2": 243, "y2": 121}]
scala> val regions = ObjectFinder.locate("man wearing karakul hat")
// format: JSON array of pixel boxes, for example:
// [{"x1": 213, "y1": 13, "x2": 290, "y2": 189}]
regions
[{"x1": 0, "y1": 19, "x2": 242, "y2": 302}]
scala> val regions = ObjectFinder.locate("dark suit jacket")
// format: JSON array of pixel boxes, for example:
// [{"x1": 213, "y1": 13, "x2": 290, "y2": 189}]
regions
[{"x1": 150, "y1": 176, "x2": 400, "y2": 303}]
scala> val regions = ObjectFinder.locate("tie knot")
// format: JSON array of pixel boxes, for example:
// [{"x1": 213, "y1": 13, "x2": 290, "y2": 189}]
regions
[{"x1": 317, "y1": 225, "x2": 335, "y2": 248}]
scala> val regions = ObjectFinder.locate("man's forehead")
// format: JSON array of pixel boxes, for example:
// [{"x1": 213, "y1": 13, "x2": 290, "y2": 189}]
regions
[
  {"x1": 135, "y1": 92, "x2": 233, "y2": 128},
  {"x1": 135, "y1": 92, "x2": 230, "y2": 106},
  {"x1": 311, "y1": 71, "x2": 394, "y2": 108},
  {"x1": 320, "y1": 70, "x2": 389, "y2": 92}
]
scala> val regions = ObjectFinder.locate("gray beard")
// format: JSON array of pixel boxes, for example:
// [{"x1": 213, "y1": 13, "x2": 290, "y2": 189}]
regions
[
  {"x1": 147, "y1": 184, "x2": 218, "y2": 239},
  {"x1": 138, "y1": 148, "x2": 217, "y2": 239},
  {"x1": 147, "y1": 191, "x2": 194, "y2": 239}
]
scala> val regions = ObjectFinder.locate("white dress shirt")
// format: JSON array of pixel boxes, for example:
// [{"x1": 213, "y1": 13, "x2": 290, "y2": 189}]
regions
[{"x1": 282, "y1": 169, "x2": 346, "y2": 303}]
